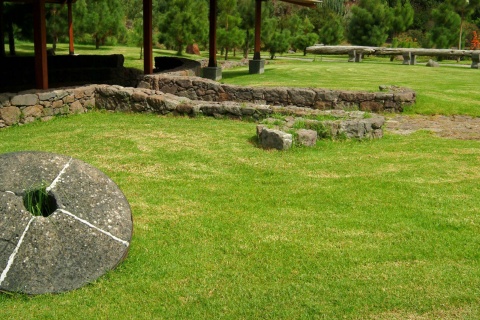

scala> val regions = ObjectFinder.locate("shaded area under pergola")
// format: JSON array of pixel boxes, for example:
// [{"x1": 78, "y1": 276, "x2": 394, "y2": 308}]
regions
[{"x1": 0, "y1": 0, "x2": 76, "y2": 90}]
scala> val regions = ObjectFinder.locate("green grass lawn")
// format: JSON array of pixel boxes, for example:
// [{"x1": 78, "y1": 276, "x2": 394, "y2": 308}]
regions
[
  {"x1": 2, "y1": 43, "x2": 480, "y2": 319},
  {"x1": 1, "y1": 112, "x2": 480, "y2": 319}
]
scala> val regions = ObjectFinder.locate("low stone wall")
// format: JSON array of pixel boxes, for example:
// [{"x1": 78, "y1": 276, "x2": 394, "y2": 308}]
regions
[
  {"x1": 0, "y1": 86, "x2": 97, "y2": 128},
  {"x1": 138, "y1": 75, "x2": 415, "y2": 113},
  {"x1": 1, "y1": 75, "x2": 409, "y2": 138}
]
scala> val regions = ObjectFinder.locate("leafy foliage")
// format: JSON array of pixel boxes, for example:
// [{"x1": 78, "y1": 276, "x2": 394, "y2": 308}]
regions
[
  {"x1": 427, "y1": 2, "x2": 461, "y2": 48},
  {"x1": 157, "y1": 0, "x2": 208, "y2": 55},
  {"x1": 347, "y1": 0, "x2": 393, "y2": 46},
  {"x1": 75, "y1": 0, "x2": 126, "y2": 49}
]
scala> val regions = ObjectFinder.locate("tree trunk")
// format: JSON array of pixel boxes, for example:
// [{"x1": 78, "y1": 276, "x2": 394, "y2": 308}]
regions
[
  {"x1": 95, "y1": 36, "x2": 100, "y2": 49},
  {"x1": 8, "y1": 19, "x2": 15, "y2": 56},
  {"x1": 140, "y1": 46, "x2": 143, "y2": 60},
  {"x1": 224, "y1": 47, "x2": 229, "y2": 60},
  {"x1": 458, "y1": 20, "x2": 463, "y2": 50},
  {"x1": 52, "y1": 34, "x2": 57, "y2": 51},
  {"x1": 244, "y1": 29, "x2": 250, "y2": 58}
]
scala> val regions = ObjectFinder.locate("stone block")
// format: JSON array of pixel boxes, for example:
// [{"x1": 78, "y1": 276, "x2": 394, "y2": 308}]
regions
[
  {"x1": 0, "y1": 106, "x2": 21, "y2": 125},
  {"x1": 297, "y1": 129, "x2": 317, "y2": 146},
  {"x1": 258, "y1": 127, "x2": 293, "y2": 150},
  {"x1": 22, "y1": 105, "x2": 43, "y2": 118},
  {"x1": 11, "y1": 94, "x2": 38, "y2": 106},
  {"x1": 70, "y1": 100, "x2": 84, "y2": 114},
  {"x1": 471, "y1": 53, "x2": 479, "y2": 69},
  {"x1": 63, "y1": 95, "x2": 75, "y2": 104},
  {"x1": 288, "y1": 88, "x2": 316, "y2": 107},
  {"x1": 202, "y1": 67, "x2": 222, "y2": 81},
  {"x1": 249, "y1": 59, "x2": 265, "y2": 74}
]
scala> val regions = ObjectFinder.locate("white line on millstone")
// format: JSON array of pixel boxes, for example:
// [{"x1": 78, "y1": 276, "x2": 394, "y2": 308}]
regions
[
  {"x1": 58, "y1": 209, "x2": 129, "y2": 247},
  {"x1": 5, "y1": 191, "x2": 15, "y2": 195},
  {"x1": 0, "y1": 217, "x2": 35, "y2": 286},
  {"x1": 46, "y1": 158, "x2": 73, "y2": 192}
]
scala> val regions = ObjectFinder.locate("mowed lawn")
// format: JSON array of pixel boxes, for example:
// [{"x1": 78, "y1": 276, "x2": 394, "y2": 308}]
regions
[{"x1": 1, "y1": 44, "x2": 480, "y2": 319}]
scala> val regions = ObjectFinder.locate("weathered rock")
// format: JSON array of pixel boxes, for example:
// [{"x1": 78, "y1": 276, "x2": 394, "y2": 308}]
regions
[
  {"x1": 186, "y1": 44, "x2": 201, "y2": 55},
  {"x1": 70, "y1": 100, "x2": 84, "y2": 114},
  {"x1": 0, "y1": 106, "x2": 21, "y2": 125},
  {"x1": 257, "y1": 127, "x2": 293, "y2": 150},
  {"x1": 11, "y1": 94, "x2": 38, "y2": 106},
  {"x1": 22, "y1": 105, "x2": 43, "y2": 118},
  {"x1": 297, "y1": 129, "x2": 317, "y2": 146},
  {"x1": 288, "y1": 88, "x2": 316, "y2": 107},
  {"x1": 426, "y1": 59, "x2": 440, "y2": 67},
  {"x1": 0, "y1": 151, "x2": 132, "y2": 295}
]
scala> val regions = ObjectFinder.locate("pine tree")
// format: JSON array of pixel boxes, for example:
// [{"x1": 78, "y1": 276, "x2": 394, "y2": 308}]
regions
[
  {"x1": 347, "y1": 0, "x2": 393, "y2": 46},
  {"x1": 75, "y1": 0, "x2": 126, "y2": 49},
  {"x1": 157, "y1": 0, "x2": 208, "y2": 55}
]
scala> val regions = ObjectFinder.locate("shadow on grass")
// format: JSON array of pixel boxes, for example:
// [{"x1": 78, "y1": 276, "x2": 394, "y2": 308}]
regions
[
  {"x1": 221, "y1": 69, "x2": 253, "y2": 81},
  {"x1": 248, "y1": 135, "x2": 261, "y2": 148}
]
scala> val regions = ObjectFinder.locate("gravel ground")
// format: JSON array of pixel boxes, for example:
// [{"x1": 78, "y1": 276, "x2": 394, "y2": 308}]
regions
[{"x1": 385, "y1": 114, "x2": 480, "y2": 140}]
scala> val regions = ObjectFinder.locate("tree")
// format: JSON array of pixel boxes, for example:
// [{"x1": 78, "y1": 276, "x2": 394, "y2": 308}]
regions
[
  {"x1": 46, "y1": 4, "x2": 69, "y2": 52},
  {"x1": 428, "y1": 2, "x2": 461, "y2": 48},
  {"x1": 75, "y1": 0, "x2": 126, "y2": 49},
  {"x1": 304, "y1": 4, "x2": 345, "y2": 45},
  {"x1": 390, "y1": 0, "x2": 414, "y2": 38},
  {"x1": 218, "y1": 0, "x2": 245, "y2": 60},
  {"x1": 237, "y1": 0, "x2": 255, "y2": 58},
  {"x1": 157, "y1": 0, "x2": 208, "y2": 55},
  {"x1": 266, "y1": 30, "x2": 291, "y2": 59},
  {"x1": 292, "y1": 17, "x2": 318, "y2": 55},
  {"x1": 448, "y1": 0, "x2": 480, "y2": 49},
  {"x1": 346, "y1": 0, "x2": 393, "y2": 46}
]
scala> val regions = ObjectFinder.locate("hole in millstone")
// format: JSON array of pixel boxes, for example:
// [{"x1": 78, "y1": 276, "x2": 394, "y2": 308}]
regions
[{"x1": 23, "y1": 186, "x2": 58, "y2": 217}]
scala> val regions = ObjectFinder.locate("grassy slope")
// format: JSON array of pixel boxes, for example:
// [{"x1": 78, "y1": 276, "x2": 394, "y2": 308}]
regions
[{"x1": 0, "y1": 112, "x2": 479, "y2": 319}]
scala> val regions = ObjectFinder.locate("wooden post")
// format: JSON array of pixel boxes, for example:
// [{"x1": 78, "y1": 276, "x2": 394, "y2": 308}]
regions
[
  {"x1": 68, "y1": 0, "x2": 74, "y2": 55},
  {"x1": 143, "y1": 0, "x2": 153, "y2": 74},
  {"x1": 253, "y1": 0, "x2": 262, "y2": 60},
  {"x1": 208, "y1": 0, "x2": 217, "y2": 68},
  {"x1": 33, "y1": 0, "x2": 48, "y2": 89},
  {"x1": 0, "y1": 1, "x2": 5, "y2": 57}
]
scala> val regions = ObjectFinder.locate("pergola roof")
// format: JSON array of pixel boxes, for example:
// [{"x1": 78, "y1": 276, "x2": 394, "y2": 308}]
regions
[{"x1": 280, "y1": 0, "x2": 321, "y2": 8}]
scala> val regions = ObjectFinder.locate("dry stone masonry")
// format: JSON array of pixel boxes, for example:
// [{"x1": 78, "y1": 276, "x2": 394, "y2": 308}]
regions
[
  {"x1": 0, "y1": 75, "x2": 410, "y2": 145},
  {"x1": 139, "y1": 75, "x2": 415, "y2": 113},
  {"x1": 257, "y1": 110, "x2": 385, "y2": 150}
]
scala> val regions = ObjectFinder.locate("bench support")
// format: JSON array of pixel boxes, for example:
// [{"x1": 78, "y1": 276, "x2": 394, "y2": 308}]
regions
[
  {"x1": 471, "y1": 53, "x2": 480, "y2": 69},
  {"x1": 348, "y1": 50, "x2": 362, "y2": 63},
  {"x1": 402, "y1": 52, "x2": 416, "y2": 65}
]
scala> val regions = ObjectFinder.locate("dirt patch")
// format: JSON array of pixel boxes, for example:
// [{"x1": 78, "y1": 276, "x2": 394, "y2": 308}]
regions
[{"x1": 385, "y1": 114, "x2": 480, "y2": 140}]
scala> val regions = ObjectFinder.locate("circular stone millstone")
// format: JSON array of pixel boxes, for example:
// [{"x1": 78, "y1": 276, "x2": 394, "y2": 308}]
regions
[{"x1": 0, "y1": 151, "x2": 133, "y2": 294}]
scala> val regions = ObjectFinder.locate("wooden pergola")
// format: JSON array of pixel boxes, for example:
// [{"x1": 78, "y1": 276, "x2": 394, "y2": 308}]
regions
[{"x1": 1, "y1": 0, "x2": 320, "y2": 90}]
